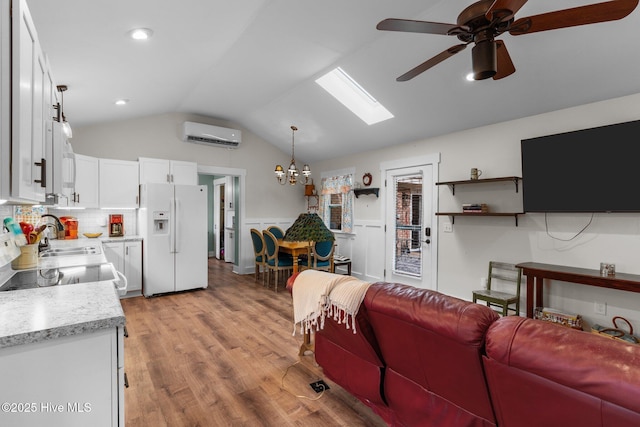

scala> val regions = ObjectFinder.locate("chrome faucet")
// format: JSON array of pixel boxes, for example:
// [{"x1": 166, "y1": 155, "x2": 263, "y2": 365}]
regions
[{"x1": 40, "y1": 214, "x2": 65, "y2": 240}]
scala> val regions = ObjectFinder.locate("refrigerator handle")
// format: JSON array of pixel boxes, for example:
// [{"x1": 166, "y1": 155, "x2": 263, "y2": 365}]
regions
[
  {"x1": 174, "y1": 198, "x2": 180, "y2": 253},
  {"x1": 170, "y1": 197, "x2": 176, "y2": 253}
]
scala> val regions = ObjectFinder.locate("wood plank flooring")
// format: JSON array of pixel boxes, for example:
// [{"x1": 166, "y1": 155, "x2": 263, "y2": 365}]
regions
[{"x1": 120, "y1": 258, "x2": 386, "y2": 427}]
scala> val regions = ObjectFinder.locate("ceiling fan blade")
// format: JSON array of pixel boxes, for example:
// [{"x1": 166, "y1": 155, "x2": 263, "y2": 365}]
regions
[
  {"x1": 493, "y1": 40, "x2": 516, "y2": 80},
  {"x1": 486, "y1": 0, "x2": 529, "y2": 21},
  {"x1": 377, "y1": 18, "x2": 463, "y2": 35},
  {"x1": 397, "y1": 44, "x2": 467, "y2": 82},
  {"x1": 510, "y1": 0, "x2": 639, "y2": 35}
]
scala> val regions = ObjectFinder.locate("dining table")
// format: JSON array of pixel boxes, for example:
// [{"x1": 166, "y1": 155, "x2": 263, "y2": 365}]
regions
[{"x1": 277, "y1": 239, "x2": 312, "y2": 274}]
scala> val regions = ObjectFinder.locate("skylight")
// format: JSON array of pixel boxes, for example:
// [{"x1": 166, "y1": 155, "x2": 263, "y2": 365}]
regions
[{"x1": 316, "y1": 67, "x2": 393, "y2": 125}]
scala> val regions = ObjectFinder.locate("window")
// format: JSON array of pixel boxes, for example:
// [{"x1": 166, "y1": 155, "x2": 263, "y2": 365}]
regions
[
  {"x1": 319, "y1": 172, "x2": 354, "y2": 233},
  {"x1": 329, "y1": 194, "x2": 343, "y2": 230}
]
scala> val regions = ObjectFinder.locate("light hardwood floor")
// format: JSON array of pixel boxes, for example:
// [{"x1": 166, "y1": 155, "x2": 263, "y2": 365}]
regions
[{"x1": 120, "y1": 258, "x2": 386, "y2": 427}]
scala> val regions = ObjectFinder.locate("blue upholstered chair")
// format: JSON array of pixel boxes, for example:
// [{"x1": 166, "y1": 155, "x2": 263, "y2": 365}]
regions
[
  {"x1": 266, "y1": 225, "x2": 285, "y2": 240},
  {"x1": 250, "y1": 228, "x2": 266, "y2": 284},
  {"x1": 299, "y1": 240, "x2": 335, "y2": 273},
  {"x1": 262, "y1": 230, "x2": 293, "y2": 292}
]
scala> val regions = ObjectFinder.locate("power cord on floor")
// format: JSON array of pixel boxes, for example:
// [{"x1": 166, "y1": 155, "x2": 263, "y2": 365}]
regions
[{"x1": 280, "y1": 361, "x2": 326, "y2": 401}]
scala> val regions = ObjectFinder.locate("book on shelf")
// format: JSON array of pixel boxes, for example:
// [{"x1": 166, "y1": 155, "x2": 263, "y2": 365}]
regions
[{"x1": 462, "y1": 203, "x2": 489, "y2": 213}]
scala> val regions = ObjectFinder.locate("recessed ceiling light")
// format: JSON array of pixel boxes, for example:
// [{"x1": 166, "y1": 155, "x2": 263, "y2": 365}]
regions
[
  {"x1": 316, "y1": 67, "x2": 393, "y2": 125},
  {"x1": 128, "y1": 28, "x2": 153, "y2": 40},
  {"x1": 115, "y1": 99, "x2": 129, "y2": 106}
]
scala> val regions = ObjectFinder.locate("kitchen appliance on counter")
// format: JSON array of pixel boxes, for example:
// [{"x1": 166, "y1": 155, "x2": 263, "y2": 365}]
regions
[
  {"x1": 138, "y1": 183, "x2": 207, "y2": 297},
  {"x1": 109, "y1": 214, "x2": 124, "y2": 237}
]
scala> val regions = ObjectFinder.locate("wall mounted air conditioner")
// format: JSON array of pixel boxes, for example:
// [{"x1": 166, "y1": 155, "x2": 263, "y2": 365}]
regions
[{"x1": 182, "y1": 122, "x2": 242, "y2": 148}]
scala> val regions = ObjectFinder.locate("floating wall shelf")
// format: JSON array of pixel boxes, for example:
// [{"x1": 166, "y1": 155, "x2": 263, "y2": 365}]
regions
[
  {"x1": 353, "y1": 188, "x2": 379, "y2": 198},
  {"x1": 435, "y1": 176, "x2": 524, "y2": 227},
  {"x1": 436, "y1": 176, "x2": 521, "y2": 195}
]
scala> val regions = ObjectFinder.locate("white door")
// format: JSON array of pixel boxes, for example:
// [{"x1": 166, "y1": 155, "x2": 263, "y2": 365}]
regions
[
  {"x1": 213, "y1": 178, "x2": 225, "y2": 259},
  {"x1": 385, "y1": 165, "x2": 434, "y2": 289},
  {"x1": 174, "y1": 185, "x2": 208, "y2": 292}
]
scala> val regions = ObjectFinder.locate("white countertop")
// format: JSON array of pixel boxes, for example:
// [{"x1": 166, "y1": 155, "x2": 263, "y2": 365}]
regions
[
  {"x1": 0, "y1": 239, "x2": 127, "y2": 349},
  {"x1": 0, "y1": 281, "x2": 125, "y2": 349}
]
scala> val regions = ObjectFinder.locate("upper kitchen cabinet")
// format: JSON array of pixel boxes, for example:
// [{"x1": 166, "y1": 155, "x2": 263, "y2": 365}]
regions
[
  {"x1": 73, "y1": 154, "x2": 99, "y2": 208},
  {"x1": 1, "y1": 0, "x2": 59, "y2": 204},
  {"x1": 0, "y1": 1, "x2": 10, "y2": 201},
  {"x1": 139, "y1": 157, "x2": 197, "y2": 185},
  {"x1": 11, "y1": 0, "x2": 48, "y2": 203},
  {"x1": 99, "y1": 158, "x2": 139, "y2": 208}
]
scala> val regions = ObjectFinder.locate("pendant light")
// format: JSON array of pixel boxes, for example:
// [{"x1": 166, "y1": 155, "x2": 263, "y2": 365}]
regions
[{"x1": 275, "y1": 125, "x2": 310, "y2": 185}]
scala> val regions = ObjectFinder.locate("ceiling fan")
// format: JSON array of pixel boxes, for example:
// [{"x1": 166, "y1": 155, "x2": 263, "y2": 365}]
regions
[{"x1": 377, "y1": 0, "x2": 638, "y2": 81}]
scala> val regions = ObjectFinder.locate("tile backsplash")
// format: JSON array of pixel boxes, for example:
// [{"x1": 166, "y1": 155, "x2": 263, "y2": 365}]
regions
[
  {"x1": 3, "y1": 206, "x2": 137, "y2": 237},
  {"x1": 48, "y1": 209, "x2": 138, "y2": 236}
]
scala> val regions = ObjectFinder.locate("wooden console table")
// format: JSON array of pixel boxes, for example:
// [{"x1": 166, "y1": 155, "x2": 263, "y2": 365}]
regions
[{"x1": 516, "y1": 262, "x2": 640, "y2": 318}]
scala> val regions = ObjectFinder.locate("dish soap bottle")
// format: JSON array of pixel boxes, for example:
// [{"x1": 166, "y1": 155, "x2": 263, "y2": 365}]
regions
[{"x1": 3, "y1": 218, "x2": 28, "y2": 246}]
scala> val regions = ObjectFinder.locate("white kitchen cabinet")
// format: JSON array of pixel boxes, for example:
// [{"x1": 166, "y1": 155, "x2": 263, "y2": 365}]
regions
[
  {"x1": 103, "y1": 240, "x2": 143, "y2": 294},
  {"x1": 10, "y1": 0, "x2": 47, "y2": 203},
  {"x1": 138, "y1": 157, "x2": 197, "y2": 185},
  {"x1": 0, "y1": 327, "x2": 124, "y2": 427},
  {"x1": 0, "y1": 0, "x2": 10, "y2": 201},
  {"x1": 73, "y1": 154, "x2": 99, "y2": 208},
  {"x1": 99, "y1": 158, "x2": 139, "y2": 208}
]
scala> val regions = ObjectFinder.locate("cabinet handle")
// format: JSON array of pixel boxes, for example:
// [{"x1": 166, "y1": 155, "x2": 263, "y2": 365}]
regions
[
  {"x1": 124, "y1": 372, "x2": 129, "y2": 388},
  {"x1": 34, "y1": 158, "x2": 47, "y2": 187},
  {"x1": 125, "y1": 246, "x2": 129, "y2": 256},
  {"x1": 166, "y1": 174, "x2": 170, "y2": 183},
  {"x1": 123, "y1": 325, "x2": 129, "y2": 338},
  {"x1": 170, "y1": 174, "x2": 174, "y2": 183}
]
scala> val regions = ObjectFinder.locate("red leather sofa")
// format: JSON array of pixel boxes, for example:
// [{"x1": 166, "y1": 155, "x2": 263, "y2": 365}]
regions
[
  {"x1": 288, "y1": 275, "x2": 640, "y2": 426},
  {"x1": 484, "y1": 316, "x2": 640, "y2": 427}
]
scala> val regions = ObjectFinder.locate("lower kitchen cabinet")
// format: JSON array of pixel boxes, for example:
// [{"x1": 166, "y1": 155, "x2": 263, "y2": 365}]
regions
[
  {"x1": 0, "y1": 327, "x2": 125, "y2": 427},
  {"x1": 103, "y1": 240, "x2": 142, "y2": 295}
]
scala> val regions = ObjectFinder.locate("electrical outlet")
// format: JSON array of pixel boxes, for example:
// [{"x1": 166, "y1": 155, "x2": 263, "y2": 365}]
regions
[
  {"x1": 309, "y1": 380, "x2": 330, "y2": 393},
  {"x1": 594, "y1": 301, "x2": 607, "y2": 315},
  {"x1": 443, "y1": 223, "x2": 453, "y2": 233}
]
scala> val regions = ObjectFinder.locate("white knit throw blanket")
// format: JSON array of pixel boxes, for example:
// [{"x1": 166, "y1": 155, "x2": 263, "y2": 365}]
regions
[{"x1": 292, "y1": 270, "x2": 371, "y2": 335}]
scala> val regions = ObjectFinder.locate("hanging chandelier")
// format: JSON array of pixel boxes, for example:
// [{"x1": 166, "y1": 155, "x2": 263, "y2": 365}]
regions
[{"x1": 275, "y1": 125, "x2": 310, "y2": 185}]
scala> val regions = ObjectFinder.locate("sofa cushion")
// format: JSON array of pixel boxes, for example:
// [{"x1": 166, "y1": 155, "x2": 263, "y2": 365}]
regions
[
  {"x1": 364, "y1": 282, "x2": 499, "y2": 427},
  {"x1": 484, "y1": 316, "x2": 640, "y2": 426}
]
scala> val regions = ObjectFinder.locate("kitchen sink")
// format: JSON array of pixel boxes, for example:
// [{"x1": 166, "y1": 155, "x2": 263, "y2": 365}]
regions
[{"x1": 39, "y1": 246, "x2": 101, "y2": 258}]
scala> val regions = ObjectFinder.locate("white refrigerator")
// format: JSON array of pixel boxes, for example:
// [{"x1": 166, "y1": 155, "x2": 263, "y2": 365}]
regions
[{"x1": 139, "y1": 183, "x2": 208, "y2": 297}]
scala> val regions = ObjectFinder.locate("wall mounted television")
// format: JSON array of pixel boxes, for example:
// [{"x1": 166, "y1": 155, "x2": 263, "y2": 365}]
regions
[{"x1": 521, "y1": 119, "x2": 640, "y2": 213}]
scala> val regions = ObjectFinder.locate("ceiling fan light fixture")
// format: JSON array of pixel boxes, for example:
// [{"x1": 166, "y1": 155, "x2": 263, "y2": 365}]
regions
[{"x1": 472, "y1": 40, "x2": 497, "y2": 80}]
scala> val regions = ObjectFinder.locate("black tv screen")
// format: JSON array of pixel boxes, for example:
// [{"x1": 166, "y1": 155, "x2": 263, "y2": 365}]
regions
[{"x1": 521, "y1": 119, "x2": 640, "y2": 213}]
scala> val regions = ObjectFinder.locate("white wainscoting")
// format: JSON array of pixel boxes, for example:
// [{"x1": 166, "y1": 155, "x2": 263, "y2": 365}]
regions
[{"x1": 349, "y1": 221, "x2": 385, "y2": 282}]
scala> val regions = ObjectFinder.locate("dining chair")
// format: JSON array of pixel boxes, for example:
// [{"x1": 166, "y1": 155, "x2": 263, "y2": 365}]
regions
[
  {"x1": 472, "y1": 261, "x2": 522, "y2": 316},
  {"x1": 266, "y1": 225, "x2": 285, "y2": 240},
  {"x1": 299, "y1": 240, "x2": 335, "y2": 273},
  {"x1": 262, "y1": 229, "x2": 293, "y2": 292},
  {"x1": 250, "y1": 228, "x2": 266, "y2": 284}
]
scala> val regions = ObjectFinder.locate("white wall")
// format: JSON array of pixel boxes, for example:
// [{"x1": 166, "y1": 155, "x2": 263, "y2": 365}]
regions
[
  {"x1": 312, "y1": 92, "x2": 640, "y2": 327},
  {"x1": 70, "y1": 95, "x2": 640, "y2": 328},
  {"x1": 72, "y1": 112, "x2": 306, "y2": 219}
]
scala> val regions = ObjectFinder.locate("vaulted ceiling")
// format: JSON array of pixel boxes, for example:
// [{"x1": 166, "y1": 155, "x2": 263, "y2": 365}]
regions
[{"x1": 27, "y1": 0, "x2": 640, "y2": 162}]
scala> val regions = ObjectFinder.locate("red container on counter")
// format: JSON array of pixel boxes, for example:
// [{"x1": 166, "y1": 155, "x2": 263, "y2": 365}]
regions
[{"x1": 60, "y1": 216, "x2": 78, "y2": 239}]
